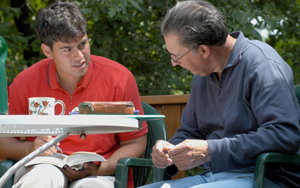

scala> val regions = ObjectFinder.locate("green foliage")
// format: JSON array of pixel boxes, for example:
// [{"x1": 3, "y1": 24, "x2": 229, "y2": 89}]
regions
[
  {"x1": 80, "y1": 0, "x2": 191, "y2": 95},
  {"x1": 1, "y1": 0, "x2": 300, "y2": 95}
]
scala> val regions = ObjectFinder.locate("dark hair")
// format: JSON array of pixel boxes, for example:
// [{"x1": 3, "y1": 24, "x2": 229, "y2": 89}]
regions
[
  {"x1": 161, "y1": 0, "x2": 228, "y2": 48},
  {"x1": 34, "y1": 1, "x2": 87, "y2": 50}
]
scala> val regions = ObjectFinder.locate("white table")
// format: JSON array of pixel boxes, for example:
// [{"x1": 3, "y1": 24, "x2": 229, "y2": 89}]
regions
[{"x1": 0, "y1": 114, "x2": 165, "y2": 187}]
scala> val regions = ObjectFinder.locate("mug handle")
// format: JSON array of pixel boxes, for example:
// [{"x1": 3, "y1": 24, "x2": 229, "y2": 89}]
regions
[{"x1": 54, "y1": 100, "x2": 66, "y2": 115}]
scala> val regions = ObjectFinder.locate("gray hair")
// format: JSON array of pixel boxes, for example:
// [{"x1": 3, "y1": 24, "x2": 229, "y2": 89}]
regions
[{"x1": 161, "y1": 0, "x2": 228, "y2": 48}]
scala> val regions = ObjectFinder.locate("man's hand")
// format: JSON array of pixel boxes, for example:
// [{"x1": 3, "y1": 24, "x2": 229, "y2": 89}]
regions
[
  {"x1": 32, "y1": 136, "x2": 58, "y2": 156},
  {"x1": 151, "y1": 140, "x2": 175, "y2": 168},
  {"x1": 61, "y1": 162, "x2": 99, "y2": 182},
  {"x1": 168, "y1": 139, "x2": 210, "y2": 171}
]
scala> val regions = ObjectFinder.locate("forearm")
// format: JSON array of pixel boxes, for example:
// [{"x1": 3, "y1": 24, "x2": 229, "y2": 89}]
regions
[
  {"x1": 0, "y1": 137, "x2": 32, "y2": 161},
  {"x1": 208, "y1": 122, "x2": 300, "y2": 173},
  {"x1": 95, "y1": 134, "x2": 147, "y2": 176}
]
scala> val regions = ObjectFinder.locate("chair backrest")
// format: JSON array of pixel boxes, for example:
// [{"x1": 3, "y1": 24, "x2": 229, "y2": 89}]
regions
[
  {"x1": 132, "y1": 102, "x2": 168, "y2": 186},
  {"x1": 295, "y1": 85, "x2": 300, "y2": 105},
  {"x1": 0, "y1": 36, "x2": 8, "y2": 114},
  {"x1": 142, "y1": 102, "x2": 168, "y2": 159}
]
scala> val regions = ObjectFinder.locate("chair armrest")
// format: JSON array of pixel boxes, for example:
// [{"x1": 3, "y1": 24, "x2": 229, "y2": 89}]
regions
[
  {"x1": 0, "y1": 160, "x2": 16, "y2": 188},
  {"x1": 115, "y1": 158, "x2": 153, "y2": 188},
  {"x1": 253, "y1": 152, "x2": 300, "y2": 188}
]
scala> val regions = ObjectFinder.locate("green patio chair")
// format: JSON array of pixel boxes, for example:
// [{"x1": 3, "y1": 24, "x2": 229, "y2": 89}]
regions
[
  {"x1": 115, "y1": 102, "x2": 170, "y2": 187},
  {"x1": 0, "y1": 36, "x2": 8, "y2": 115},
  {"x1": 252, "y1": 85, "x2": 300, "y2": 188},
  {"x1": 0, "y1": 160, "x2": 15, "y2": 188},
  {"x1": 0, "y1": 36, "x2": 13, "y2": 188}
]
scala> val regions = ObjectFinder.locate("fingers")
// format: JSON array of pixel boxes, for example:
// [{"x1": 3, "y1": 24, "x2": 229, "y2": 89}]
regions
[
  {"x1": 151, "y1": 140, "x2": 174, "y2": 168},
  {"x1": 34, "y1": 136, "x2": 58, "y2": 156},
  {"x1": 61, "y1": 165, "x2": 73, "y2": 181},
  {"x1": 82, "y1": 162, "x2": 98, "y2": 170},
  {"x1": 166, "y1": 143, "x2": 187, "y2": 170},
  {"x1": 39, "y1": 136, "x2": 53, "y2": 141},
  {"x1": 163, "y1": 142, "x2": 176, "y2": 152},
  {"x1": 61, "y1": 165, "x2": 82, "y2": 182},
  {"x1": 61, "y1": 163, "x2": 98, "y2": 182},
  {"x1": 168, "y1": 142, "x2": 184, "y2": 156},
  {"x1": 152, "y1": 139, "x2": 210, "y2": 171},
  {"x1": 167, "y1": 140, "x2": 210, "y2": 171}
]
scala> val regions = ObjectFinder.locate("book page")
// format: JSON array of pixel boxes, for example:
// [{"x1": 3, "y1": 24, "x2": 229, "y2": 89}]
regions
[
  {"x1": 65, "y1": 152, "x2": 106, "y2": 168},
  {"x1": 51, "y1": 152, "x2": 68, "y2": 160},
  {"x1": 25, "y1": 152, "x2": 106, "y2": 170},
  {"x1": 25, "y1": 156, "x2": 66, "y2": 168},
  {"x1": 68, "y1": 151, "x2": 97, "y2": 157}
]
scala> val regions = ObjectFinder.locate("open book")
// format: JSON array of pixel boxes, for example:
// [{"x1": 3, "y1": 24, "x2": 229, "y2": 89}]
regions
[{"x1": 25, "y1": 151, "x2": 106, "y2": 170}]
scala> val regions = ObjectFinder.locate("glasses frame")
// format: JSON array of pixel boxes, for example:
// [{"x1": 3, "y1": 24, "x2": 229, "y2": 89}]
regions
[{"x1": 170, "y1": 46, "x2": 197, "y2": 63}]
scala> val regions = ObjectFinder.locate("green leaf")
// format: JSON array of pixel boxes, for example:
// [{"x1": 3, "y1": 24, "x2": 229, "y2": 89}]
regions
[
  {"x1": 93, "y1": 9, "x2": 99, "y2": 22},
  {"x1": 270, "y1": 19, "x2": 277, "y2": 30},
  {"x1": 9, "y1": 7, "x2": 21, "y2": 18},
  {"x1": 251, "y1": 29, "x2": 262, "y2": 41},
  {"x1": 81, "y1": 8, "x2": 93, "y2": 14},
  {"x1": 120, "y1": 0, "x2": 128, "y2": 14},
  {"x1": 108, "y1": 6, "x2": 117, "y2": 17},
  {"x1": 128, "y1": 0, "x2": 143, "y2": 12}
]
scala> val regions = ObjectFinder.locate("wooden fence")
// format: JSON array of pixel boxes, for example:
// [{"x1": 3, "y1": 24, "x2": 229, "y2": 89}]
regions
[{"x1": 140, "y1": 94, "x2": 190, "y2": 180}]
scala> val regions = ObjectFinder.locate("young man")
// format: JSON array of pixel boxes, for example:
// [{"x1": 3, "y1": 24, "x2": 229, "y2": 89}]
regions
[
  {"x1": 140, "y1": 0, "x2": 300, "y2": 188},
  {"x1": 0, "y1": 2, "x2": 147, "y2": 188}
]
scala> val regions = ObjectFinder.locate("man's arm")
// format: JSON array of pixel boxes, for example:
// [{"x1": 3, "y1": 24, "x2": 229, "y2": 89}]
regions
[
  {"x1": 208, "y1": 59, "x2": 300, "y2": 173},
  {"x1": 0, "y1": 136, "x2": 58, "y2": 161},
  {"x1": 60, "y1": 134, "x2": 147, "y2": 181},
  {"x1": 0, "y1": 75, "x2": 58, "y2": 161},
  {"x1": 96, "y1": 134, "x2": 147, "y2": 176},
  {"x1": 167, "y1": 139, "x2": 210, "y2": 171},
  {"x1": 168, "y1": 85, "x2": 206, "y2": 145},
  {"x1": 0, "y1": 137, "x2": 31, "y2": 161},
  {"x1": 151, "y1": 140, "x2": 174, "y2": 168},
  {"x1": 0, "y1": 79, "x2": 28, "y2": 160}
]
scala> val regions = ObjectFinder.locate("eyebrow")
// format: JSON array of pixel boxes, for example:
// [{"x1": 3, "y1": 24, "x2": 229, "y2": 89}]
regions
[
  {"x1": 80, "y1": 38, "x2": 89, "y2": 44},
  {"x1": 59, "y1": 38, "x2": 89, "y2": 49}
]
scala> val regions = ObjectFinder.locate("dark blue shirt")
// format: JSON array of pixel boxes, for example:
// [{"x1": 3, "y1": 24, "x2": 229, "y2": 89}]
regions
[{"x1": 167, "y1": 32, "x2": 300, "y2": 187}]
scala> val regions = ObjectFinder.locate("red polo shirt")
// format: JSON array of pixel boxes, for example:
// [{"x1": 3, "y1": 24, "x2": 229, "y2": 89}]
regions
[{"x1": 9, "y1": 55, "x2": 148, "y2": 188}]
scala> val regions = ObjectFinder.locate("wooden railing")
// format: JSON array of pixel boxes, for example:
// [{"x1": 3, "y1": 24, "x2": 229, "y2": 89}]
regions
[{"x1": 140, "y1": 94, "x2": 190, "y2": 180}]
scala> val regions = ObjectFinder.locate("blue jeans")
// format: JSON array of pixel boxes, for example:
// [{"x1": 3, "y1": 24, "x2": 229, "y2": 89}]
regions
[{"x1": 138, "y1": 171, "x2": 280, "y2": 188}]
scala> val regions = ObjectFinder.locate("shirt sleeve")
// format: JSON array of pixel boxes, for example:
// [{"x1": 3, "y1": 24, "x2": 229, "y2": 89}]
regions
[
  {"x1": 9, "y1": 74, "x2": 28, "y2": 115},
  {"x1": 8, "y1": 74, "x2": 30, "y2": 140},
  {"x1": 169, "y1": 82, "x2": 206, "y2": 145},
  {"x1": 165, "y1": 77, "x2": 207, "y2": 176},
  {"x1": 208, "y1": 58, "x2": 300, "y2": 173}
]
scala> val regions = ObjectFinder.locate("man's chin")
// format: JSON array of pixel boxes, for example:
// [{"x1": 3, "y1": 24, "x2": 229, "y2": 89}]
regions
[{"x1": 192, "y1": 71, "x2": 208, "y2": 77}]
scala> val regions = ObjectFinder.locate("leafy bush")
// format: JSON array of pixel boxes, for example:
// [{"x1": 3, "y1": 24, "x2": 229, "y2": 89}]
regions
[{"x1": 1, "y1": 0, "x2": 300, "y2": 95}]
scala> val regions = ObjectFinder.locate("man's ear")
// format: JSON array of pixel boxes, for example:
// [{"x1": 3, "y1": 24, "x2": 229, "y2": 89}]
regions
[
  {"x1": 199, "y1": 45, "x2": 210, "y2": 59},
  {"x1": 41, "y1": 43, "x2": 53, "y2": 58}
]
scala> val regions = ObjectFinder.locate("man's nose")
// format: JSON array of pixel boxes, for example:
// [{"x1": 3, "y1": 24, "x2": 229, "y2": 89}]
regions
[
  {"x1": 171, "y1": 59, "x2": 179, "y2": 66},
  {"x1": 74, "y1": 49, "x2": 84, "y2": 60}
]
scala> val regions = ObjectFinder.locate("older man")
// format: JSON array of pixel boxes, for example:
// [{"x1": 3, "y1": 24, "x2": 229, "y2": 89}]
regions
[{"x1": 140, "y1": 0, "x2": 300, "y2": 188}]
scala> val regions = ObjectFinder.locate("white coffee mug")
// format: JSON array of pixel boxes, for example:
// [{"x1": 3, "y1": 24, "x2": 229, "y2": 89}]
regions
[{"x1": 28, "y1": 97, "x2": 65, "y2": 115}]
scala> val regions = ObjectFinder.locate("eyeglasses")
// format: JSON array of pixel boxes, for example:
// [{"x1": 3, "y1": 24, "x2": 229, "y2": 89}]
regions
[{"x1": 170, "y1": 46, "x2": 196, "y2": 63}]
